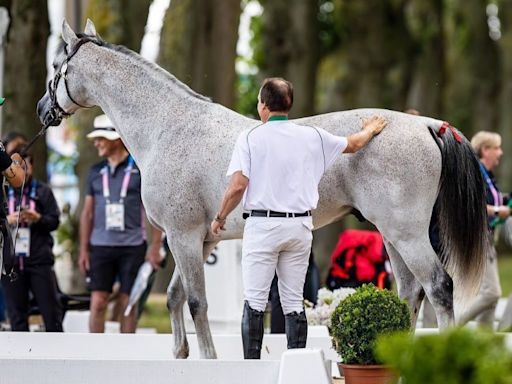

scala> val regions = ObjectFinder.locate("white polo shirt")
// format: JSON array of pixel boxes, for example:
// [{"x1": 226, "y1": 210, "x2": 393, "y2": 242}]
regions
[{"x1": 227, "y1": 116, "x2": 348, "y2": 212}]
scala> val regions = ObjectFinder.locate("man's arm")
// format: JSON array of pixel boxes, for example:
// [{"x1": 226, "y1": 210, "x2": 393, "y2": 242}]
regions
[
  {"x1": 3, "y1": 153, "x2": 26, "y2": 188},
  {"x1": 146, "y1": 223, "x2": 163, "y2": 269},
  {"x1": 344, "y1": 116, "x2": 387, "y2": 154},
  {"x1": 26, "y1": 184, "x2": 60, "y2": 230},
  {"x1": 488, "y1": 204, "x2": 511, "y2": 219},
  {"x1": 211, "y1": 171, "x2": 249, "y2": 235},
  {"x1": 79, "y1": 195, "x2": 94, "y2": 274}
]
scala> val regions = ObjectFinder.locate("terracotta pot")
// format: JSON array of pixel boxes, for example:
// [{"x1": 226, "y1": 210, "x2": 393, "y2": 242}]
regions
[{"x1": 338, "y1": 363, "x2": 396, "y2": 384}]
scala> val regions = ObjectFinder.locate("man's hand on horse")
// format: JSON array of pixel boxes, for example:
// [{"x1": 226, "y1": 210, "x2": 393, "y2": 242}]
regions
[
  {"x1": 362, "y1": 116, "x2": 387, "y2": 136},
  {"x1": 211, "y1": 215, "x2": 226, "y2": 236}
]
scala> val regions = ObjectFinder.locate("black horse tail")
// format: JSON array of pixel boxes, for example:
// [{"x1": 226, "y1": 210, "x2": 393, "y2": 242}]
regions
[{"x1": 429, "y1": 122, "x2": 488, "y2": 297}]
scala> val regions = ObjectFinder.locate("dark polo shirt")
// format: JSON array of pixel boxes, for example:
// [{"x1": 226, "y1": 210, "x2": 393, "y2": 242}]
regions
[
  {"x1": 0, "y1": 145, "x2": 12, "y2": 218},
  {"x1": 86, "y1": 156, "x2": 145, "y2": 246}
]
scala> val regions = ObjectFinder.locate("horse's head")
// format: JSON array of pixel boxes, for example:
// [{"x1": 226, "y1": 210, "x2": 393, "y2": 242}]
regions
[{"x1": 37, "y1": 19, "x2": 101, "y2": 127}]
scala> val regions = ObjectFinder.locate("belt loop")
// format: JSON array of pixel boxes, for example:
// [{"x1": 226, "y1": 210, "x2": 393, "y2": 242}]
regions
[{"x1": 267, "y1": 210, "x2": 270, "y2": 218}]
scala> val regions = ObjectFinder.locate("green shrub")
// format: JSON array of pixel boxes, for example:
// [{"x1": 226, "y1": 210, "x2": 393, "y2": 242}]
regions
[
  {"x1": 330, "y1": 284, "x2": 411, "y2": 365},
  {"x1": 376, "y1": 328, "x2": 512, "y2": 384}
]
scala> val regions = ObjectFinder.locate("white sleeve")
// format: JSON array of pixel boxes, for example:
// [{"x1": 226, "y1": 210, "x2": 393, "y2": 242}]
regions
[
  {"x1": 316, "y1": 127, "x2": 348, "y2": 171},
  {"x1": 226, "y1": 130, "x2": 251, "y2": 178}
]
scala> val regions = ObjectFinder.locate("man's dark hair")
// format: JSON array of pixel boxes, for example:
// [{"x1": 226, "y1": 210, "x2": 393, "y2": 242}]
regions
[
  {"x1": 260, "y1": 78, "x2": 293, "y2": 112},
  {"x1": 2, "y1": 131, "x2": 27, "y2": 147},
  {"x1": 11, "y1": 144, "x2": 32, "y2": 164}
]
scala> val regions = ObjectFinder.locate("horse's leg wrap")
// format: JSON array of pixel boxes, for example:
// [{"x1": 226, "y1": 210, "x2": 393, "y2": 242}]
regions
[
  {"x1": 242, "y1": 301, "x2": 264, "y2": 359},
  {"x1": 285, "y1": 310, "x2": 308, "y2": 349}
]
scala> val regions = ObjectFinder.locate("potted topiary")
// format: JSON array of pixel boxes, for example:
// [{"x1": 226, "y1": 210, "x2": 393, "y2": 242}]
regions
[{"x1": 330, "y1": 284, "x2": 411, "y2": 384}]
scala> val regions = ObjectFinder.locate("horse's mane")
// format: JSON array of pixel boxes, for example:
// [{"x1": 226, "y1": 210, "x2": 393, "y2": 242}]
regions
[{"x1": 60, "y1": 33, "x2": 211, "y2": 103}]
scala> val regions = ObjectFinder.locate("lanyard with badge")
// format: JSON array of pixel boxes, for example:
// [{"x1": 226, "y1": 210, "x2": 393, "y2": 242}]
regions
[
  {"x1": 479, "y1": 163, "x2": 503, "y2": 207},
  {"x1": 102, "y1": 156, "x2": 134, "y2": 231},
  {"x1": 8, "y1": 179, "x2": 37, "y2": 268}
]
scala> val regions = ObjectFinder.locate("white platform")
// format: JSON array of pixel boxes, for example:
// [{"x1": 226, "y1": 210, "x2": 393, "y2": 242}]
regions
[
  {"x1": 0, "y1": 330, "x2": 336, "y2": 361},
  {"x1": 0, "y1": 332, "x2": 331, "y2": 384}
]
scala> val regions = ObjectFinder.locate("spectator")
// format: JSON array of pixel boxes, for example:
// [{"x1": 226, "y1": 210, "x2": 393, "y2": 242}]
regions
[
  {"x1": 2, "y1": 147, "x2": 63, "y2": 331},
  {"x1": 79, "y1": 114, "x2": 162, "y2": 333}
]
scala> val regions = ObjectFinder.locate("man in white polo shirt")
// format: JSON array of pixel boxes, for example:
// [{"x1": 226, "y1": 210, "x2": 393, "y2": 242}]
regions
[{"x1": 211, "y1": 77, "x2": 386, "y2": 359}]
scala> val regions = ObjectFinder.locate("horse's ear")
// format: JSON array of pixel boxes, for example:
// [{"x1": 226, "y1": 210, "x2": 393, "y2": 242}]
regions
[
  {"x1": 84, "y1": 19, "x2": 98, "y2": 38},
  {"x1": 61, "y1": 19, "x2": 78, "y2": 46}
]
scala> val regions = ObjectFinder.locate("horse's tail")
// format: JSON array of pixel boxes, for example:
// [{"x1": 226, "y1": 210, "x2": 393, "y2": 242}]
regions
[{"x1": 429, "y1": 121, "x2": 488, "y2": 297}]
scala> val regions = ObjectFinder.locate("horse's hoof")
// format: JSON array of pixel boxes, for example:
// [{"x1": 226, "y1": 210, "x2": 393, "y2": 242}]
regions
[{"x1": 173, "y1": 345, "x2": 190, "y2": 359}]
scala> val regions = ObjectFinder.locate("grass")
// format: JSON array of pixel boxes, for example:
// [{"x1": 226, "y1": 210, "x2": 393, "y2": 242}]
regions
[
  {"x1": 499, "y1": 254, "x2": 512, "y2": 296},
  {"x1": 138, "y1": 294, "x2": 171, "y2": 333},
  {"x1": 138, "y1": 255, "x2": 512, "y2": 333}
]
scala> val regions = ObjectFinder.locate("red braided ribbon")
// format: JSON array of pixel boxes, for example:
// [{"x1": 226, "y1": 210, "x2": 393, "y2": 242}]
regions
[{"x1": 437, "y1": 121, "x2": 462, "y2": 143}]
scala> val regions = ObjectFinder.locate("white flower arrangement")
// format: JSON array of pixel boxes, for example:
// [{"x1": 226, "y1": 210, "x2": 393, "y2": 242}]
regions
[{"x1": 305, "y1": 287, "x2": 355, "y2": 327}]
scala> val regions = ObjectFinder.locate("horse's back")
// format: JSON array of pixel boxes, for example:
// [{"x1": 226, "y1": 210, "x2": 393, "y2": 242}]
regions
[{"x1": 296, "y1": 109, "x2": 443, "y2": 229}]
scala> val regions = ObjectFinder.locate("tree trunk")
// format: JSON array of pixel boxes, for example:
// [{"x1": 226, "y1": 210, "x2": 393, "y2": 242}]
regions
[
  {"x1": 158, "y1": 0, "x2": 241, "y2": 108},
  {"x1": 405, "y1": 0, "x2": 445, "y2": 118},
  {"x1": 317, "y1": 0, "x2": 415, "y2": 112},
  {"x1": 86, "y1": 0, "x2": 152, "y2": 51},
  {"x1": 444, "y1": 0, "x2": 500, "y2": 134},
  {"x1": 2, "y1": 0, "x2": 49, "y2": 180},
  {"x1": 258, "y1": 0, "x2": 319, "y2": 117},
  {"x1": 498, "y1": 0, "x2": 512, "y2": 191}
]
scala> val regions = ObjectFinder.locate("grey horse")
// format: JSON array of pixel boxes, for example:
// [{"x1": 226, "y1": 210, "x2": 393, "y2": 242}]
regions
[{"x1": 37, "y1": 20, "x2": 488, "y2": 359}]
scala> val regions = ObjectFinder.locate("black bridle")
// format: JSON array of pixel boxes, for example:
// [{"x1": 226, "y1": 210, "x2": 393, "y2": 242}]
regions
[{"x1": 24, "y1": 36, "x2": 102, "y2": 156}]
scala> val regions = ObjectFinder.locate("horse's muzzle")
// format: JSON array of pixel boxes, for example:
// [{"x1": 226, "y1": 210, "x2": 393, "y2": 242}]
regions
[{"x1": 37, "y1": 93, "x2": 61, "y2": 127}]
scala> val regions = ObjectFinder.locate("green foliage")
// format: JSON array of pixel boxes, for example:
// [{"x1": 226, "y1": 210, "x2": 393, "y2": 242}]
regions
[
  {"x1": 138, "y1": 294, "x2": 171, "y2": 333},
  {"x1": 376, "y1": 328, "x2": 512, "y2": 384},
  {"x1": 235, "y1": 73, "x2": 259, "y2": 117},
  {"x1": 54, "y1": 203, "x2": 79, "y2": 262},
  {"x1": 330, "y1": 284, "x2": 411, "y2": 365}
]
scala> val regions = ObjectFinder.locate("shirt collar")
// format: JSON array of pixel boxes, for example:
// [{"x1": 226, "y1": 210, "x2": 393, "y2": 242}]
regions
[{"x1": 268, "y1": 115, "x2": 288, "y2": 122}]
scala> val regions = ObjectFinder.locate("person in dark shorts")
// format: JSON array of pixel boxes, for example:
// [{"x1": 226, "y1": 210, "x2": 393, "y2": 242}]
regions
[
  {"x1": 2, "y1": 147, "x2": 63, "y2": 331},
  {"x1": 79, "y1": 114, "x2": 162, "y2": 333}
]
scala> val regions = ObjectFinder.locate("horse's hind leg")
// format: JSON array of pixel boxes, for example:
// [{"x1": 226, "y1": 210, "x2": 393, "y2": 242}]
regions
[
  {"x1": 383, "y1": 239, "x2": 425, "y2": 327},
  {"x1": 391, "y1": 235, "x2": 454, "y2": 328}
]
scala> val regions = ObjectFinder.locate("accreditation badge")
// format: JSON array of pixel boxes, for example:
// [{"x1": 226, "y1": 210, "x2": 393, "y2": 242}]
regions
[
  {"x1": 14, "y1": 227, "x2": 30, "y2": 257},
  {"x1": 105, "y1": 203, "x2": 125, "y2": 231}
]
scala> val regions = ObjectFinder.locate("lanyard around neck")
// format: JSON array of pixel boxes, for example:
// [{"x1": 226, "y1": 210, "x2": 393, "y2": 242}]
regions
[
  {"x1": 8, "y1": 179, "x2": 37, "y2": 215},
  {"x1": 479, "y1": 162, "x2": 502, "y2": 207},
  {"x1": 102, "y1": 156, "x2": 135, "y2": 204}
]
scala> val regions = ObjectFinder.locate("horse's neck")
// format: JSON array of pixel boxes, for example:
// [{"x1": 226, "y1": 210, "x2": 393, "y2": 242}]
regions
[{"x1": 82, "y1": 45, "x2": 228, "y2": 163}]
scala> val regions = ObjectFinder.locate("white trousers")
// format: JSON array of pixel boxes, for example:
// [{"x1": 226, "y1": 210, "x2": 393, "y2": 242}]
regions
[
  {"x1": 242, "y1": 216, "x2": 313, "y2": 314},
  {"x1": 458, "y1": 246, "x2": 501, "y2": 327}
]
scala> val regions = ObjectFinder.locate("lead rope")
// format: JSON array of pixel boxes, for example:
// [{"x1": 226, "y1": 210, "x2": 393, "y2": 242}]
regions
[{"x1": 3, "y1": 157, "x2": 27, "y2": 281}]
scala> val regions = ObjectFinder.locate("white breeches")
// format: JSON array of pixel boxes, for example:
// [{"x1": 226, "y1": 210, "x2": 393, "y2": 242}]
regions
[{"x1": 241, "y1": 216, "x2": 313, "y2": 314}]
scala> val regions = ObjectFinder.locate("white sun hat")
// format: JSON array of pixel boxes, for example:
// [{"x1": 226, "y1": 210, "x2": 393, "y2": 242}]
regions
[{"x1": 86, "y1": 114, "x2": 121, "y2": 141}]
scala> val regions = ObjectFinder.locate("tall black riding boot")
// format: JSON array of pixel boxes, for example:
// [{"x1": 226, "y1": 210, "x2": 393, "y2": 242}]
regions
[
  {"x1": 285, "y1": 311, "x2": 308, "y2": 349},
  {"x1": 241, "y1": 301, "x2": 264, "y2": 359}
]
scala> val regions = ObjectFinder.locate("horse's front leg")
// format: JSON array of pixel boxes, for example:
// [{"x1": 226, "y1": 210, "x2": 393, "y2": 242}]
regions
[
  {"x1": 167, "y1": 269, "x2": 189, "y2": 358},
  {"x1": 168, "y1": 234, "x2": 217, "y2": 359}
]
